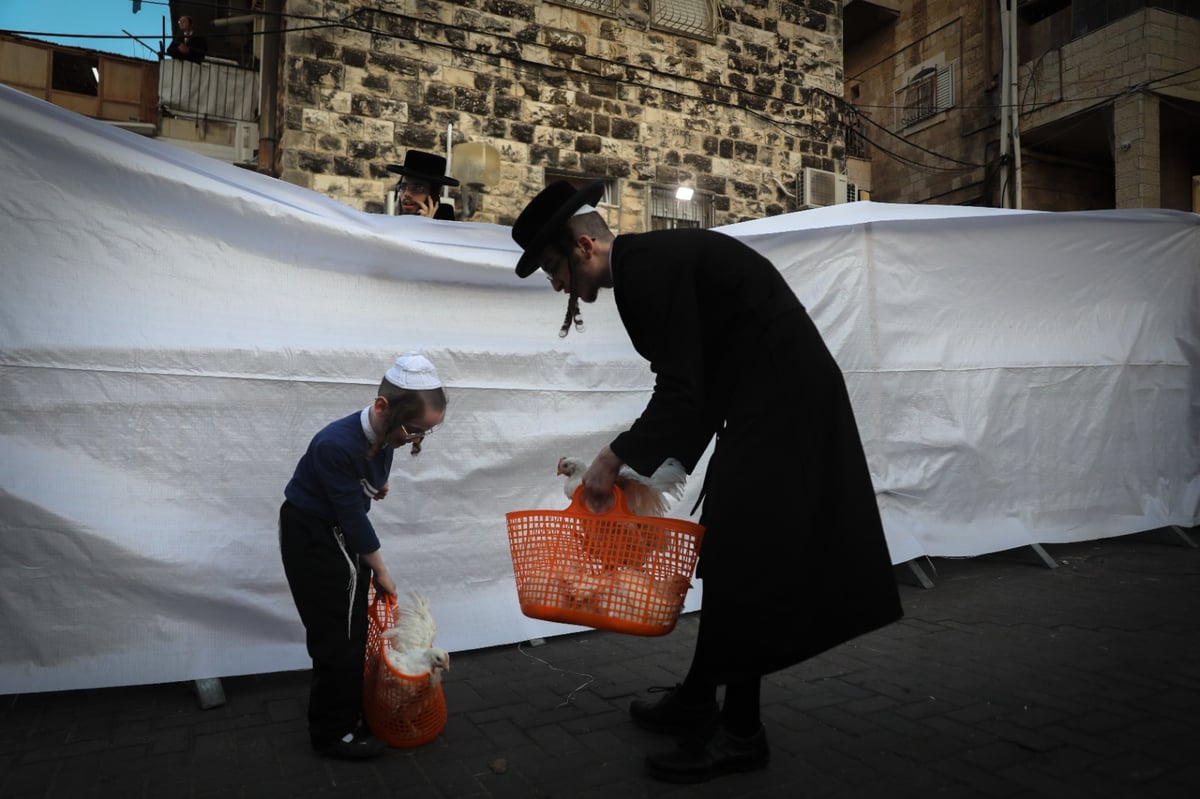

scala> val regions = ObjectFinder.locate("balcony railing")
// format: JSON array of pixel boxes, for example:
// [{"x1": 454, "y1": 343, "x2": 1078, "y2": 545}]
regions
[{"x1": 158, "y1": 57, "x2": 258, "y2": 123}]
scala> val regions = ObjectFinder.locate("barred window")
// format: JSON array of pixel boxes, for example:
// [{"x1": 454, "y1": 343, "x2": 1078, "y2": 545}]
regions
[
  {"x1": 652, "y1": 0, "x2": 717, "y2": 38},
  {"x1": 551, "y1": 0, "x2": 617, "y2": 12},
  {"x1": 896, "y1": 64, "x2": 954, "y2": 128},
  {"x1": 847, "y1": 116, "x2": 868, "y2": 159},
  {"x1": 649, "y1": 185, "x2": 713, "y2": 230}
]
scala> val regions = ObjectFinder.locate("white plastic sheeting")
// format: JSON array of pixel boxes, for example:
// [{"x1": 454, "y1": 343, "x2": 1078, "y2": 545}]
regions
[{"x1": 2, "y1": 84, "x2": 1197, "y2": 693}]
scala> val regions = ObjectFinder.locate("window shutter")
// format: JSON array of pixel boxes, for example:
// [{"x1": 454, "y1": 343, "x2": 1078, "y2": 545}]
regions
[{"x1": 936, "y1": 64, "x2": 954, "y2": 112}]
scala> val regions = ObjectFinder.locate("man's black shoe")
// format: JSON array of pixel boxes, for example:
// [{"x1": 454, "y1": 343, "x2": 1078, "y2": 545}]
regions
[
  {"x1": 645, "y1": 723, "x2": 769, "y2": 783},
  {"x1": 314, "y1": 727, "x2": 387, "y2": 760},
  {"x1": 629, "y1": 684, "x2": 719, "y2": 735}
]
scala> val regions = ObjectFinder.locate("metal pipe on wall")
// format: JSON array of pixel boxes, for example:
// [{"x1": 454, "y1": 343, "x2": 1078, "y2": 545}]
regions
[
  {"x1": 257, "y1": 0, "x2": 282, "y2": 176},
  {"x1": 998, "y1": 0, "x2": 1011, "y2": 207},
  {"x1": 1010, "y1": 0, "x2": 1022, "y2": 209}
]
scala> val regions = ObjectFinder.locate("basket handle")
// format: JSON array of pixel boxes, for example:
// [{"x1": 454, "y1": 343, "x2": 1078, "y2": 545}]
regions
[
  {"x1": 368, "y1": 590, "x2": 398, "y2": 626},
  {"x1": 368, "y1": 586, "x2": 399, "y2": 609},
  {"x1": 569, "y1": 482, "x2": 633, "y2": 516}
]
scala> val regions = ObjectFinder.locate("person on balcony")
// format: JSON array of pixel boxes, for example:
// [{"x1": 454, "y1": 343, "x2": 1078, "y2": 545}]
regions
[
  {"x1": 386, "y1": 151, "x2": 459, "y2": 220},
  {"x1": 167, "y1": 16, "x2": 208, "y2": 63}
]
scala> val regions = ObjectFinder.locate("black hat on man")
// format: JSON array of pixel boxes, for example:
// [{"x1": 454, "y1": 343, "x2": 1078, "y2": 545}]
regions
[
  {"x1": 385, "y1": 150, "x2": 460, "y2": 188},
  {"x1": 511, "y1": 179, "x2": 605, "y2": 278}
]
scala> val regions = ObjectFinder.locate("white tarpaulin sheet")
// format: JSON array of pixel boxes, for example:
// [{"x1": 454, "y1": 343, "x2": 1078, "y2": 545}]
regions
[{"x1": 2, "y1": 84, "x2": 1198, "y2": 694}]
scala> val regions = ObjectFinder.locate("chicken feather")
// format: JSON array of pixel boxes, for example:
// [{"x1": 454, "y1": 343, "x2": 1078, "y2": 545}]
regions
[
  {"x1": 381, "y1": 592, "x2": 450, "y2": 685},
  {"x1": 556, "y1": 456, "x2": 687, "y2": 517}
]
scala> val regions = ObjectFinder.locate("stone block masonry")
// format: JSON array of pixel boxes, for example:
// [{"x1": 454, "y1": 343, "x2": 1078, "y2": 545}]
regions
[{"x1": 276, "y1": 0, "x2": 844, "y2": 225}]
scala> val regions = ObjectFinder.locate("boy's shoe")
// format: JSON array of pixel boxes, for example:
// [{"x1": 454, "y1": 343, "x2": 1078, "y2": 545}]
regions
[
  {"x1": 629, "y1": 684, "x2": 720, "y2": 735},
  {"x1": 315, "y1": 726, "x2": 387, "y2": 760},
  {"x1": 645, "y1": 723, "x2": 770, "y2": 783}
]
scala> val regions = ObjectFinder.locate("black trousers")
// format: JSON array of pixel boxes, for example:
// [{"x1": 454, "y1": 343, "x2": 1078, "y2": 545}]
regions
[{"x1": 279, "y1": 501, "x2": 370, "y2": 747}]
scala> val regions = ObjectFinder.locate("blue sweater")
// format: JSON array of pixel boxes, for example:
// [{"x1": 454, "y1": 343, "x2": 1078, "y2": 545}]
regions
[{"x1": 284, "y1": 411, "x2": 394, "y2": 555}]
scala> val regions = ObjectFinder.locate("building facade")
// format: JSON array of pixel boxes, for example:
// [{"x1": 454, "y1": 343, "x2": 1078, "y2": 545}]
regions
[
  {"x1": 844, "y1": 0, "x2": 1200, "y2": 211},
  {"x1": 1, "y1": 5, "x2": 261, "y2": 167},
  {"x1": 272, "y1": 0, "x2": 848, "y2": 226}
]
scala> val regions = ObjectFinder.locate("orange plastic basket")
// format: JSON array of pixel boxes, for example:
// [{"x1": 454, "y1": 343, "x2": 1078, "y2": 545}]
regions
[
  {"x1": 506, "y1": 484, "x2": 704, "y2": 636},
  {"x1": 362, "y1": 595, "x2": 448, "y2": 748}
]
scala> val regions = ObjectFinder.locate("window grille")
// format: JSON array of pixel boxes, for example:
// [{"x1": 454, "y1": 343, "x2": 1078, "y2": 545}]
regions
[
  {"x1": 649, "y1": 185, "x2": 713, "y2": 230},
  {"x1": 652, "y1": 0, "x2": 717, "y2": 38},
  {"x1": 846, "y1": 116, "x2": 868, "y2": 159},
  {"x1": 552, "y1": 0, "x2": 617, "y2": 12},
  {"x1": 896, "y1": 63, "x2": 954, "y2": 128}
]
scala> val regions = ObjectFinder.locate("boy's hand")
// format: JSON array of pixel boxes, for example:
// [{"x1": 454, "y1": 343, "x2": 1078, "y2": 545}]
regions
[
  {"x1": 373, "y1": 571, "x2": 397, "y2": 598},
  {"x1": 374, "y1": 482, "x2": 389, "y2": 501},
  {"x1": 362, "y1": 550, "x2": 396, "y2": 598}
]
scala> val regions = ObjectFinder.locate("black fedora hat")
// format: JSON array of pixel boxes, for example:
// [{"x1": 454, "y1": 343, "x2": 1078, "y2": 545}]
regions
[
  {"x1": 385, "y1": 150, "x2": 460, "y2": 187},
  {"x1": 512, "y1": 179, "x2": 606, "y2": 278}
]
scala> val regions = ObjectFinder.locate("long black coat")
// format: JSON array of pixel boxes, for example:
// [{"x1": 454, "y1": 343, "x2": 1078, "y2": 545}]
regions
[{"x1": 608, "y1": 229, "x2": 902, "y2": 682}]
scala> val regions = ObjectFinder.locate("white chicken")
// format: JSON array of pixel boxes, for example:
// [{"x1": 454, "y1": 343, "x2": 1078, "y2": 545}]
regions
[
  {"x1": 595, "y1": 567, "x2": 693, "y2": 625},
  {"x1": 558, "y1": 456, "x2": 689, "y2": 568},
  {"x1": 557, "y1": 456, "x2": 687, "y2": 517},
  {"x1": 381, "y1": 592, "x2": 450, "y2": 686}
]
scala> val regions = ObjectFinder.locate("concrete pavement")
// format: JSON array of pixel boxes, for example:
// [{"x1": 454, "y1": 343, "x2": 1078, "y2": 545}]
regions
[{"x1": 2, "y1": 530, "x2": 1198, "y2": 798}]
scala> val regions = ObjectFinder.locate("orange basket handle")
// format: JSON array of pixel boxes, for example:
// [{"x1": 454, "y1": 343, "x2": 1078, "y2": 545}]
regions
[
  {"x1": 368, "y1": 590, "x2": 398, "y2": 626},
  {"x1": 368, "y1": 586, "x2": 399, "y2": 608},
  {"x1": 568, "y1": 482, "x2": 633, "y2": 516}
]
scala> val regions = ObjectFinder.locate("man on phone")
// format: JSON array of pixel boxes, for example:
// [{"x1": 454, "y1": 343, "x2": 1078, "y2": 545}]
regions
[{"x1": 385, "y1": 151, "x2": 459, "y2": 220}]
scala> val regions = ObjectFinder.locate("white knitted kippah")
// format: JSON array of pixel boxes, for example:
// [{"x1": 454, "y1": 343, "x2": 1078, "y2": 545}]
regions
[{"x1": 384, "y1": 349, "x2": 442, "y2": 389}]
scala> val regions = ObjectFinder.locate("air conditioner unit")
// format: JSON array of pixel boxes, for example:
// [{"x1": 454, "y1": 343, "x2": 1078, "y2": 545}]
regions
[
  {"x1": 234, "y1": 121, "x2": 258, "y2": 163},
  {"x1": 798, "y1": 167, "x2": 849, "y2": 208}
]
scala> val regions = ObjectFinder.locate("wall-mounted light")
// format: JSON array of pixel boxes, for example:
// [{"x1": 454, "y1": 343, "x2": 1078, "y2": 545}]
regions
[
  {"x1": 451, "y1": 141, "x2": 501, "y2": 217},
  {"x1": 675, "y1": 185, "x2": 695, "y2": 201}
]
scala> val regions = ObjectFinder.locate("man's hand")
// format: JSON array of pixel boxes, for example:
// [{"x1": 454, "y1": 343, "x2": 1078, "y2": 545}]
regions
[
  {"x1": 373, "y1": 481, "x2": 389, "y2": 501},
  {"x1": 416, "y1": 196, "x2": 440, "y2": 218},
  {"x1": 581, "y1": 446, "x2": 621, "y2": 513}
]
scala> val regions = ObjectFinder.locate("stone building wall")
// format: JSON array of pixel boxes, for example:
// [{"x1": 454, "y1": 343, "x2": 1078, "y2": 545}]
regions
[
  {"x1": 274, "y1": 0, "x2": 846, "y2": 226},
  {"x1": 1020, "y1": 9, "x2": 1200, "y2": 211},
  {"x1": 844, "y1": 2, "x2": 997, "y2": 206},
  {"x1": 847, "y1": 3, "x2": 1199, "y2": 210}
]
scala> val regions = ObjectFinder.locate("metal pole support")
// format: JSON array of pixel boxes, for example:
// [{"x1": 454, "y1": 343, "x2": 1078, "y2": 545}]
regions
[
  {"x1": 1029, "y1": 543, "x2": 1059, "y2": 569},
  {"x1": 1170, "y1": 525, "x2": 1197, "y2": 548},
  {"x1": 193, "y1": 677, "x2": 226, "y2": 709}
]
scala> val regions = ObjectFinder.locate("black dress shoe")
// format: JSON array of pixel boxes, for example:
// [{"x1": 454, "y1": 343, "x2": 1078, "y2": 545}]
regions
[
  {"x1": 629, "y1": 684, "x2": 720, "y2": 735},
  {"x1": 314, "y1": 727, "x2": 387, "y2": 760},
  {"x1": 645, "y1": 723, "x2": 769, "y2": 784}
]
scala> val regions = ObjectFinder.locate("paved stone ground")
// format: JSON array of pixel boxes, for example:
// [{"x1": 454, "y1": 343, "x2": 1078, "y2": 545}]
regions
[{"x1": 2, "y1": 530, "x2": 1198, "y2": 798}]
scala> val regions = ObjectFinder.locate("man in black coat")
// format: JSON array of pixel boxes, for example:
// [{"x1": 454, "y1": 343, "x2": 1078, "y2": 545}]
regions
[
  {"x1": 511, "y1": 180, "x2": 903, "y2": 784},
  {"x1": 166, "y1": 15, "x2": 207, "y2": 63}
]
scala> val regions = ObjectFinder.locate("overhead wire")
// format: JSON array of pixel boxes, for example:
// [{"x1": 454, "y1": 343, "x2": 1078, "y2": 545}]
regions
[
  {"x1": 22, "y1": 3, "x2": 1190, "y2": 188},
  {"x1": 5, "y1": 3, "x2": 991, "y2": 174}
]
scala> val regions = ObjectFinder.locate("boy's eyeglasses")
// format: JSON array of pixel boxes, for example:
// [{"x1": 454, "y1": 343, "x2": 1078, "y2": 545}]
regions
[{"x1": 398, "y1": 423, "x2": 437, "y2": 442}]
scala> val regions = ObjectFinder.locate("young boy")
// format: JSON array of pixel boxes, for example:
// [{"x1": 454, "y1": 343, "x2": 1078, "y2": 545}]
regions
[{"x1": 279, "y1": 350, "x2": 448, "y2": 759}]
